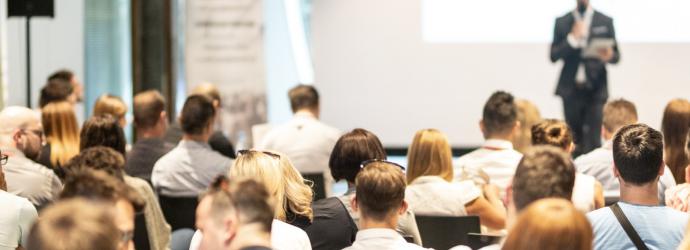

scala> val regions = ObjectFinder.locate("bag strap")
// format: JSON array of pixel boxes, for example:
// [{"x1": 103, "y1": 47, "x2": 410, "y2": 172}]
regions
[{"x1": 610, "y1": 203, "x2": 650, "y2": 250}]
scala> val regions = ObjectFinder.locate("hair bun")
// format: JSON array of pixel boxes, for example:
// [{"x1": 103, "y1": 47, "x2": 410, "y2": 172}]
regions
[{"x1": 548, "y1": 127, "x2": 562, "y2": 138}]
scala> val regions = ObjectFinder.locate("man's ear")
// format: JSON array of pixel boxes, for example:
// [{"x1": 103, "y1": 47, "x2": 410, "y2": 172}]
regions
[
  {"x1": 12, "y1": 129, "x2": 23, "y2": 145},
  {"x1": 612, "y1": 165, "x2": 621, "y2": 178},
  {"x1": 479, "y1": 120, "x2": 486, "y2": 135},
  {"x1": 159, "y1": 111, "x2": 168, "y2": 123},
  {"x1": 351, "y1": 195, "x2": 359, "y2": 213},
  {"x1": 658, "y1": 162, "x2": 665, "y2": 177},
  {"x1": 223, "y1": 216, "x2": 237, "y2": 245},
  {"x1": 398, "y1": 200, "x2": 408, "y2": 215}
]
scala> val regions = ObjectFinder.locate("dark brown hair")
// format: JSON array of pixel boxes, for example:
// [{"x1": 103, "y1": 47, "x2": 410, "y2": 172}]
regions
[
  {"x1": 531, "y1": 119, "x2": 573, "y2": 150},
  {"x1": 39, "y1": 78, "x2": 73, "y2": 108},
  {"x1": 60, "y1": 169, "x2": 145, "y2": 212},
  {"x1": 482, "y1": 91, "x2": 517, "y2": 136},
  {"x1": 133, "y1": 90, "x2": 166, "y2": 130},
  {"x1": 613, "y1": 124, "x2": 664, "y2": 185},
  {"x1": 180, "y1": 95, "x2": 216, "y2": 135},
  {"x1": 80, "y1": 115, "x2": 126, "y2": 156},
  {"x1": 288, "y1": 85, "x2": 319, "y2": 112},
  {"x1": 512, "y1": 145, "x2": 576, "y2": 211},
  {"x1": 329, "y1": 128, "x2": 387, "y2": 183},
  {"x1": 661, "y1": 99, "x2": 690, "y2": 184},
  {"x1": 355, "y1": 162, "x2": 406, "y2": 221},
  {"x1": 64, "y1": 146, "x2": 126, "y2": 181}
]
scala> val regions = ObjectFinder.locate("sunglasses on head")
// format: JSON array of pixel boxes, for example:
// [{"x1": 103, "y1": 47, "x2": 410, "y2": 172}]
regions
[
  {"x1": 360, "y1": 159, "x2": 405, "y2": 171},
  {"x1": 237, "y1": 149, "x2": 281, "y2": 159}
]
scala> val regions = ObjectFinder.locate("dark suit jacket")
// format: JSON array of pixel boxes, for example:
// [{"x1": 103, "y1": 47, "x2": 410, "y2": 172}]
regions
[{"x1": 550, "y1": 10, "x2": 620, "y2": 100}]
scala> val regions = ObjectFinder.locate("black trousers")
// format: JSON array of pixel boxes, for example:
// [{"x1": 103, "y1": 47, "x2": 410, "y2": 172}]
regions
[{"x1": 562, "y1": 90, "x2": 605, "y2": 157}]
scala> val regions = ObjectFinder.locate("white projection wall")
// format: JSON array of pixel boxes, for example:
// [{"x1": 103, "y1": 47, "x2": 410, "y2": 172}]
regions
[
  {"x1": 312, "y1": 0, "x2": 690, "y2": 147},
  {"x1": 423, "y1": 0, "x2": 690, "y2": 43}
]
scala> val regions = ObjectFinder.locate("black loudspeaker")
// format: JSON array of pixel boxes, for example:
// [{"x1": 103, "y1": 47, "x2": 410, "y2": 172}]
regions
[{"x1": 8, "y1": 0, "x2": 54, "y2": 17}]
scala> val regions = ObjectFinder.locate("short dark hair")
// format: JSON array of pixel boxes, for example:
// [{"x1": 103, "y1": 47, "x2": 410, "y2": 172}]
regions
[
  {"x1": 180, "y1": 95, "x2": 216, "y2": 135},
  {"x1": 612, "y1": 124, "x2": 664, "y2": 185},
  {"x1": 329, "y1": 128, "x2": 387, "y2": 183},
  {"x1": 531, "y1": 119, "x2": 573, "y2": 150},
  {"x1": 133, "y1": 90, "x2": 166, "y2": 129},
  {"x1": 80, "y1": 115, "x2": 127, "y2": 156},
  {"x1": 27, "y1": 199, "x2": 120, "y2": 250},
  {"x1": 603, "y1": 99, "x2": 638, "y2": 133},
  {"x1": 512, "y1": 145, "x2": 576, "y2": 211},
  {"x1": 482, "y1": 91, "x2": 518, "y2": 136},
  {"x1": 288, "y1": 85, "x2": 319, "y2": 112},
  {"x1": 39, "y1": 79, "x2": 73, "y2": 108},
  {"x1": 60, "y1": 169, "x2": 145, "y2": 212},
  {"x1": 47, "y1": 69, "x2": 74, "y2": 82},
  {"x1": 355, "y1": 162, "x2": 406, "y2": 221},
  {"x1": 64, "y1": 146, "x2": 125, "y2": 181},
  {"x1": 209, "y1": 178, "x2": 275, "y2": 232}
]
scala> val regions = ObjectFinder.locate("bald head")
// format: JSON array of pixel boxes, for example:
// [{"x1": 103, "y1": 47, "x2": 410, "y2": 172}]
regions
[
  {"x1": 0, "y1": 106, "x2": 41, "y2": 133},
  {"x1": 191, "y1": 83, "x2": 221, "y2": 106}
]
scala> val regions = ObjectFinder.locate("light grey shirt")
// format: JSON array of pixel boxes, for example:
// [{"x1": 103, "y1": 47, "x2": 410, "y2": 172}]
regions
[
  {"x1": 2, "y1": 147, "x2": 62, "y2": 207},
  {"x1": 344, "y1": 229, "x2": 431, "y2": 250},
  {"x1": 151, "y1": 140, "x2": 233, "y2": 197},
  {"x1": 575, "y1": 141, "x2": 676, "y2": 202},
  {"x1": 0, "y1": 190, "x2": 37, "y2": 250}
]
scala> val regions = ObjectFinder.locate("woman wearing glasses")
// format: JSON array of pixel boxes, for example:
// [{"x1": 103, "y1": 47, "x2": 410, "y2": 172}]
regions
[{"x1": 405, "y1": 129, "x2": 506, "y2": 230}]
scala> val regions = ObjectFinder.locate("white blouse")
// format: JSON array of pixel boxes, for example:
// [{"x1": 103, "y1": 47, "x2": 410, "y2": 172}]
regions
[{"x1": 406, "y1": 176, "x2": 482, "y2": 216}]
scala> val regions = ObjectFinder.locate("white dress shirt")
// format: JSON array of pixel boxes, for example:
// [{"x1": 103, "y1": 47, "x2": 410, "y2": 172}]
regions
[
  {"x1": 258, "y1": 112, "x2": 341, "y2": 195},
  {"x1": 0, "y1": 190, "x2": 37, "y2": 250},
  {"x1": 406, "y1": 176, "x2": 481, "y2": 216},
  {"x1": 188, "y1": 220, "x2": 311, "y2": 250},
  {"x1": 2, "y1": 147, "x2": 62, "y2": 207},
  {"x1": 574, "y1": 140, "x2": 676, "y2": 202},
  {"x1": 152, "y1": 140, "x2": 233, "y2": 197},
  {"x1": 454, "y1": 139, "x2": 522, "y2": 197},
  {"x1": 344, "y1": 228, "x2": 430, "y2": 250}
]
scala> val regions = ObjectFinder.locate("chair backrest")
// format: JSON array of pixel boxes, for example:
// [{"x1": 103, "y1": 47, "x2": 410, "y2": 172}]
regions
[
  {"x1": 303, "y1": 173, "x2": 326, "y2": 201},
  {"x1": 158, "y1": 195, "x2": 200, "y2": 231},
  {"x1": 415, "y1": 215, "x2": 481, "y2": 250}
]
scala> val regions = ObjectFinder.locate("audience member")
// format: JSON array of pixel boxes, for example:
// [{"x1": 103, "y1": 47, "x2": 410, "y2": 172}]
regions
[
  {"x1": 512, "y1": 99, "x2": 542, "y2": 153},
  {"x1": 38, "y1": 74, "x2": 76, "y2": 109},
  {"x1": 0, "y1": 106, "x2": 61, "y2": 207},
  {"x1": 37, "y1": 101, "x2": 80, "y2": 178},
  {"x1": 0, "y1": 154, "x2": 38, "y2": 250},
  {"x1": 60, "y1": 169, "x2": 145, "y2": 250},
  {"x1": 164, "y1": 83, "x2": 236, "y2": 158},
  {"x1": 80, "y1": 115, "x2": 127, "y2": 156},
  {"x1": 46, "y1": 69, "x2": 83, "y2": 104},
  {"x1": 345, "y1": 161, "x2": 430, "y2": 250},
  {"x1": 587, "y1": 124, "x2": 688, "y2": 250},
  {"x1": 661, "y1": 98, "x2": 690, "y2": 184},
  {"x1": 26, "y1": 199, "x2": 120, "y2": 250},
  {"x1": 125, "y1": 90, "x2": 174, "y2": 183},
  {"x1": 330, "y1": 128, "x2": 421, "y2": 244},
  {"x1": 259, "y1": 84, "x2": 341, "y2": 197},
  {"x1": 195, "y1": 178, "x2": 275, "y2": 250},
  {"x1": 152, "y1": 95, "x2": 233, "y2": 197},
  {"x1": 455, "y1": 91, "x2": 522, "y2": 197},
  {"x1": 66, "y1": 146, "x2": 171, "y2": 250},
  {"x1": 405, "y1": 129, "x2": 506, "y2": 229},
  {"x1": 94, "y1": 94, "x2": 128, "y2": 127},
  {"x1": 502, "y1": 198, "x2": 592, "y2": 250},
  {"x1": 576, "y1": 99, "x2": 676, "y2": 200},
  {"x1": 531, "y1": 119, "x2": 604, "y2": 211}
]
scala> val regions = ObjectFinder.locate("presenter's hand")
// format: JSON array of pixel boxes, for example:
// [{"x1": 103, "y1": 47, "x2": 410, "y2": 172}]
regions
[
  {"x1": 570, "y1": 21, "x2": 586, "y2": 40},
  {"x1": 598, "y1": 47, "x2": 614, "y2": 62}
]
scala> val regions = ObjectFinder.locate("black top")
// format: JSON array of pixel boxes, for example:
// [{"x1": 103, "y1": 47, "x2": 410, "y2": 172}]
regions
[
  {"x1": 125, "y1": 137, "x2": 175, "y2": 184},
  {"x1": 303, "y1": 197, "x2": 358, "y2": 250},
  {"x1": 163, "y1": 122, "x2": 236, "y2": 158},
  {"x1": 36, "y1": 143, "x2": 67, "y2": 179}
]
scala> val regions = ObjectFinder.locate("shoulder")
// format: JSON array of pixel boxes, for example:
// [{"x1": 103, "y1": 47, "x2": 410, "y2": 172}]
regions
[
  {"x1": 271, "y1": 220, "x2": 311, "y2": 246},
  {"x1": 586, "y1": 206, "x2": 614, "y2": 225},
  {"x1": 556, "y1": 12, "x2": 574, "y2": 23}
]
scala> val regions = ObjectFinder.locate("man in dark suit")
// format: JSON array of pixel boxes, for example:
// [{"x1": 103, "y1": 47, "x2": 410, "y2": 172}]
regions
[{"x1": 550, "y1": 0, "x2": 620, "y2": 156}]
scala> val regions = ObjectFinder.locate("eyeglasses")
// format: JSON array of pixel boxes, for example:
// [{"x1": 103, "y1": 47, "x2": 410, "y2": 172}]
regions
[
  {"x1": 360, "y1": 159, "x2": 406, "y2": 171},
  {"x1": 119, "y1": 229, "x2": 134, "y2": 244},
  {"x1": 0, "y1": 151, "x2": 7, "y2": 165},
  {"x1": 21, "y1": 128, "x2": 44, "y2": 139},
  {"x1": 237, "y1": 149, "x2": 280, "y2": 159}
]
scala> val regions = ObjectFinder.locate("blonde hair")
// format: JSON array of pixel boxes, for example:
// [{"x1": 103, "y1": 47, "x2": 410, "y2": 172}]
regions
[
  {"x1": 513, "y1": 99, "x2": 542, "y2": 153},
  {"x1": 407, "y1": 129, "x2": 453, "y2": 183},
  {"x1": 42, "y1": 101, "x2": 80, "y2": 167},
  {"x1": 503, "y1": 198, "x2": 592, "y2": 250},
  {"x1": 230, "y1": 150, "x2": 314, "y2": 222},
  {"x1": 93, "y1": 94, "x2": 127, "y2": 122}
]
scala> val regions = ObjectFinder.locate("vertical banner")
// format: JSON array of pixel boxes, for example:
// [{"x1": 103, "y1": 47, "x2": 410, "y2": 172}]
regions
[{"x1": 186, "y1": 0, "x2": 266, "y2": 149}]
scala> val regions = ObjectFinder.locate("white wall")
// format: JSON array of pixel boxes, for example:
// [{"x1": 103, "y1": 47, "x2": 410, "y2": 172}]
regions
[
  {"x1": 312, "y1": 0, "x2": 690, "y2": 147},
  {"x1": 2, "y1": 0, "x2": 84, "y2": 108}
]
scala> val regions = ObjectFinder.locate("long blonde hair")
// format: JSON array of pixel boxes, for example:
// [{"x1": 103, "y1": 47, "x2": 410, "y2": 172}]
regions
[
  {"x1": 406, "y1": 129, "x2": 454, "y2": 183},
  {"x1": 230, "y1": 150, "x2": 314, "y2": 222},
  {"x1": 42, "y1": 101, "x2": 80, "y2": 167}
]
